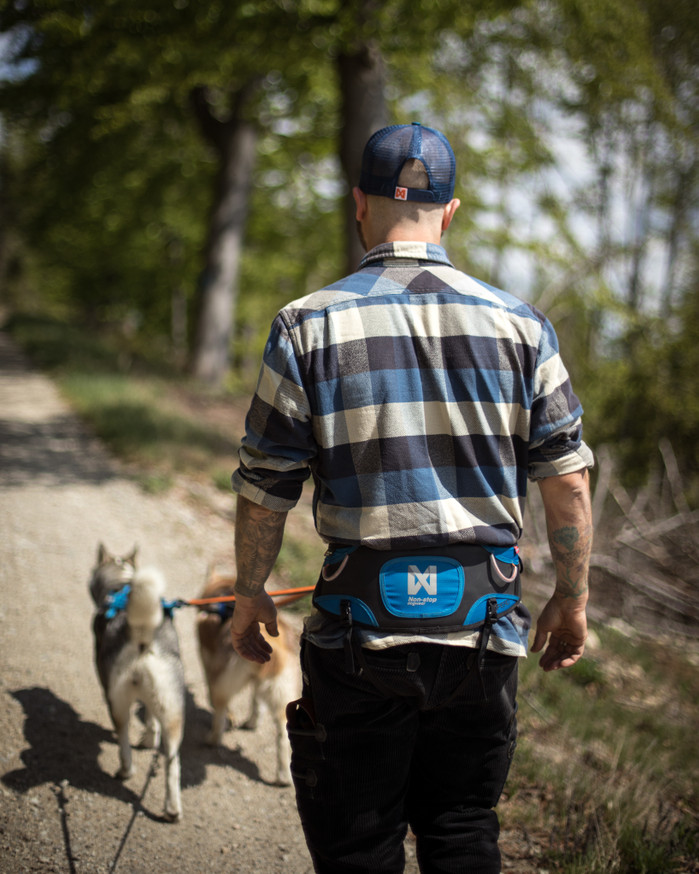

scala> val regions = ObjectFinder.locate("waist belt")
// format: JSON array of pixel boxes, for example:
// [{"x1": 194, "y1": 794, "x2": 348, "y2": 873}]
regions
[{"x1": 313, "y1": 543, "x2": 521, "y2": 635}]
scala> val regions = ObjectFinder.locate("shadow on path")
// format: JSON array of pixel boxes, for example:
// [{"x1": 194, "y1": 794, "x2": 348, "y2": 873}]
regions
[
  {"x1": 0, "y1": 332, "x2": 118, "y2": 487},
  {"x1": 0, "y1": 416, "x2": 118, "y2": 487},
  {"x1": 2, "y1": 686, "x2": 271, "y2": 809},
  {"x1": 181, "y1": 689, "x2": 267, "y2": 787}
]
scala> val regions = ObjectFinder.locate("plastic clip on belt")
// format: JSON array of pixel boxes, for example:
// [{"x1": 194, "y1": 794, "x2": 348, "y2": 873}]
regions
[{"x1": 340, "y1": 599, "x2": 356, "y2": 674}]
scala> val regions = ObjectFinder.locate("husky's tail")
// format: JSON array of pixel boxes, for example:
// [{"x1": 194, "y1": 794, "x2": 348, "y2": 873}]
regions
[{"x1": 126, "y1": 567, "x2": 166, "y2": 647}]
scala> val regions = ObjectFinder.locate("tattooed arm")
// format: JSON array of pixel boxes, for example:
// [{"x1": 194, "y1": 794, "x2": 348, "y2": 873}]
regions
[
  {"x1": 231, "y1": 495, "x2": 289, "y2": 663},
  {"x1": 531, "y1": 469, "x2": 593, "y2": 672}
]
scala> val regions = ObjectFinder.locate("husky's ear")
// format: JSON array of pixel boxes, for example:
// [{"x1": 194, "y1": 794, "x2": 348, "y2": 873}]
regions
[
  {"x1": 97, "y1": 543, "x2": 111, "y2": 565},
  {"x1": 127, "y1": 546, "x2": 138, "y2": 567}
]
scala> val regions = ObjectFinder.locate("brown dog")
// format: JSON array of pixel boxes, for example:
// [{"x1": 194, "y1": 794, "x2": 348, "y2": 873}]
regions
[{"x1": 196, "y1": 570, "x2": 302, "y2": 785}]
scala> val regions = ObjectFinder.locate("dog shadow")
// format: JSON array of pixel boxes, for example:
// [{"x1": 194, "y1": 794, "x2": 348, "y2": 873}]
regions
[
  {"x1": 181, "y1": 690, "x2": 269, "y2": 787},
  {"x1": 1, "y1": 687, "x2": 165, "y2": 817},
  {"x1": 2, "y1": 686, "x2": 274, "y2": 811}
]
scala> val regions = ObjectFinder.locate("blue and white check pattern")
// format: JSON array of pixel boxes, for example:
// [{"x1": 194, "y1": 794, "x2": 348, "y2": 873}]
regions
[{"x1": 233, "y1": 241, "x2": 593, "y2": 555}]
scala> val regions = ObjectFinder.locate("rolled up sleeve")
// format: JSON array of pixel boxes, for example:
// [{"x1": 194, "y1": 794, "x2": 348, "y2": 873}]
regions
[
  {"x1": 527, "y1": 418, "x2": 594, "y2": 479},
  {"x1": 231, "y1": 316, "x2": 315, "y2": 511}
]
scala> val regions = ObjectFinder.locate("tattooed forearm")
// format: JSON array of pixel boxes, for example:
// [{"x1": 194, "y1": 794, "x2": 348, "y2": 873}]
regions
[
  {"x1": 549, "y1": 522, "x2": 593, "y2": 600},
  {"x1": 538, "y1": 469, "x2": 593, "y2": 604},
  {"x1": 234, "y1": 495, "x2": 288, "y2": 597}
]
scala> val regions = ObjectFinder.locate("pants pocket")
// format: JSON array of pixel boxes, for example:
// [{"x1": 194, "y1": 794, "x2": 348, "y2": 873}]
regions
[{"x1": 286, "y1": 697, "x2": 326, "y2": 799}]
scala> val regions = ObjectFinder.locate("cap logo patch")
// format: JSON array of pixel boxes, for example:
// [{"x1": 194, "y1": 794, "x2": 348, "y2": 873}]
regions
[{"x1": 394, "y1": 186, "x2": 408, "y2": 200}]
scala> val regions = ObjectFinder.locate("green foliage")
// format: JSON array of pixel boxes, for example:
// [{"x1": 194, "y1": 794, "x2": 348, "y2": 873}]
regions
[
  {"x1": 2, "y1": 0, "x2": 699, "y2": 493},
  {"x1": 138, "y1": 472, "x2": 174, "y2": 495},
  {"x1": 62, "y1": 373, "x2": 237, "y2": 468},
  {"x1": 3, "y1": 311, "x2": 124, "y2": 372},
  {"x1": 548, "y1": 818, "x2": 697, "y2": 874},
  {"x1": 513, "y1": 620, "x2": 699, "y2": 873},
  {"x1": 274, "y1": 531, "x2": 323, "y2": 606},
  {"x1": 583, "y1": 283, "x2": 699, "y2": 493},
  {"x1": 0, "y1": 0, "x2": 343, "y2": 347},
  {"x1": 565, "y1": 654, "x2": 606, "y2": 688}
]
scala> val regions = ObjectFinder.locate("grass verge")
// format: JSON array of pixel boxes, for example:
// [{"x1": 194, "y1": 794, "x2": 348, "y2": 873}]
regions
[
  {"x1": 5, "y1": 311, "x2": 243, "y2": 486},
  {"x1": 505, "y1": 625, "x2": 698, "y2": 872}
]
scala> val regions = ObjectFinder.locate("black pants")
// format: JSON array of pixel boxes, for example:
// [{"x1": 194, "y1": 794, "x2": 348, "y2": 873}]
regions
[{"x1": 287, "y1": 640, "x2": 518, "y2": 874}]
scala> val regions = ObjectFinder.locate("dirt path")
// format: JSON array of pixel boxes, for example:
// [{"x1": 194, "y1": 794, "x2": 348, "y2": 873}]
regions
[{"x1": 0, "y1": 331, "x2": 330, "y2": 874}]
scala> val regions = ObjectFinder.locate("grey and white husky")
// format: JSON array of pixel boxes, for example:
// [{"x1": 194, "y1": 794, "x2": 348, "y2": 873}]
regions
[{"x1": 89, "y1": 543, "x2": 185, "y2": 822}]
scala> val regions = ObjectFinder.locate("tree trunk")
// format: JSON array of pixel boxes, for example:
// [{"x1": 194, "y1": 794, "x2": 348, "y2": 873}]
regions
[
  {"x1": 338, "y1": 41, "x2": 387, "y2": 276},
  {"x1": 189, "y1": 84, "x2": 259, "y2": 386}
]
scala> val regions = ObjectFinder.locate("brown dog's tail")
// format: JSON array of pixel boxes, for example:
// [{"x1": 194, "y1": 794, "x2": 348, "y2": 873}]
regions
[{"x1": 126, "y1": 567, "x2": 166, "y2": 647}]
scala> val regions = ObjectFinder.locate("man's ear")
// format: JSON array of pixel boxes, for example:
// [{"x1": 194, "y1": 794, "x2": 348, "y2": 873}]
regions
[
  {"x1": 441, "y1": 198, "x2": 461, "y2": 233},
  {"x1": 353, "y1": 187, "x2": 368, "y2": 221}
]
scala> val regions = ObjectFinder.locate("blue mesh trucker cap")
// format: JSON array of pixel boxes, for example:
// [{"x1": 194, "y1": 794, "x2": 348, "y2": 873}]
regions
[{"x1": 358, "y1": 122, "x2": 456, "y2": 203}]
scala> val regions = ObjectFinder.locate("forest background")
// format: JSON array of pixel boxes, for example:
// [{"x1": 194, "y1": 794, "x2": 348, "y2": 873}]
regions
[
  {"x1": 1, "y1": 3, "x2": 698, "y2": 872},
  {"x1": 1, "y1": 0, "x2": 697, "y2": 501}
]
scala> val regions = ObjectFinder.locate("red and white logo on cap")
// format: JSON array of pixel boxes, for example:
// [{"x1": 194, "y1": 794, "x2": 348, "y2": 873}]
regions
[{"x1": 394, "y1": 186, "x2": 408, "y2": 200}]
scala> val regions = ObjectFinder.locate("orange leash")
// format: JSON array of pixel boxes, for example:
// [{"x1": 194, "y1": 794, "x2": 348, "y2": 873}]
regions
[{"x1": 185, "y1": 585, "x2": 315, "y2": 608}]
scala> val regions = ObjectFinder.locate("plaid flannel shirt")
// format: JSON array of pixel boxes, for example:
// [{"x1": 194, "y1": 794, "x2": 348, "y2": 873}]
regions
[
  {"x1": 233, "y1": 241, "x2": 592, "y2": 549},
  {"x1": 232, "y1": 242, "x2": 593, "y2": 656}
]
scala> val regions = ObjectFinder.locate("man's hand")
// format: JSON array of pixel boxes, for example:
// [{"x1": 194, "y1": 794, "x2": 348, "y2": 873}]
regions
[
  {"x1": 231, "y1": 591, "x2": 279, "y2": 663},
  {"x1": 531, "y1": 593, "x2": 587, "y2": 671},
  {"x1": 231, "y1": 495, "x2": 288, "y2": 663}
]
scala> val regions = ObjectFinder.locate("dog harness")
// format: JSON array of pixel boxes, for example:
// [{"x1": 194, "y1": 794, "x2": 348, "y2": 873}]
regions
[{"x1": 103, "y1": 585, "x2": 178, "y2": 619}]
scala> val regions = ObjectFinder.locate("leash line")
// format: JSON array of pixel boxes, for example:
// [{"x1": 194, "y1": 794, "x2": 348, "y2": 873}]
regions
[
  {"x1": 108, "y1": 751, "x2": 159, "y2": 874},
  {"x1": 52, "y1": 781, "x2": 77, "y2": 874},
  {"x1": 183, "y1": 585, "x2": 315, "y2": 607},
  {"x1": 106, "y1": 584, "x2": 316, "y2": 618}
]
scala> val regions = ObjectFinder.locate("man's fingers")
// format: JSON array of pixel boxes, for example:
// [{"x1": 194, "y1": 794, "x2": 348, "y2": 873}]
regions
[
  {"x1": 538, "y1": 637, "x2": 585, "y2": 671},
  {"x1": 229, "y1": 591, "x2": 278, "y2": 662},
  {"x1": 234, "y1": 641, "x2": 271, "y2": 663},
  {"x1": 531, "y1": 628, "x2": 547, "y2": 653},
  {"x1": 231, "y1": 626, "x2": 273, "y2": 663}
]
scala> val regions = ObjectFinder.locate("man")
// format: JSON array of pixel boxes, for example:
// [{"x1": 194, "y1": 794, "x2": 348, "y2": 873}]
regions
[{"x1": 230, "y1": 122, "x2": 593, "y2": 874}]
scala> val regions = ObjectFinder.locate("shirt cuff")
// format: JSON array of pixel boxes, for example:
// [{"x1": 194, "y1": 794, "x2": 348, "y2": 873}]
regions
[
  {"x1": 231, "y1": 469, "x2": 301, "y2": 512},
  {"x1": 527, "y1": 441, "x2": 594, "y2": 480}
]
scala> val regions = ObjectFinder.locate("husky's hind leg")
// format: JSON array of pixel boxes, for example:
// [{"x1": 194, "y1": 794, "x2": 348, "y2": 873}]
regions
[
  {"x1": 240, "y1": 690, "x2": 260, "y2": 731},
  {"x1": 206, "y1": 704, "x2": 229, "y2": 746},
  {"x1": 161, "y1": 716, "x2": 183, "y2": 822},
  {"x1": 109, "y1": 698, "x2": 134, "y2": 780},
  {"x1": 139, "y1": 708, "x2": 161, "y2": 749},
  {"x1": 274, "y1": 707, "x2": 292, "y2": 786}
]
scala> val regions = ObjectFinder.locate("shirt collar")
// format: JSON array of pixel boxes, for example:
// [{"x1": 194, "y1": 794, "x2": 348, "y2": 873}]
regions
[{"x1": 359, "y1": 241, "x2": 454, "y2": 269}]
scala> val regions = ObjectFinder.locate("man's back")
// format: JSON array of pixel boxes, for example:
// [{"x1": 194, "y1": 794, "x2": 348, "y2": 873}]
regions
[{"x1": 239, "y1": 240, "x2": 586, "y2": 550}]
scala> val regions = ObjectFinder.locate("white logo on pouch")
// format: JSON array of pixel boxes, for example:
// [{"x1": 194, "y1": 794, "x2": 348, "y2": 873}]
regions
[{"x1": 407, "y1": 565, "x2": 438, "y2": 605}]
